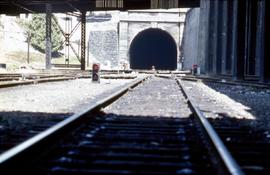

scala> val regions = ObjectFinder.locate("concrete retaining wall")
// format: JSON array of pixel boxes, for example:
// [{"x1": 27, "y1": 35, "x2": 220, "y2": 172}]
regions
[{"x1": 181, "y1": 8, "x2": 200, "y2": 71}]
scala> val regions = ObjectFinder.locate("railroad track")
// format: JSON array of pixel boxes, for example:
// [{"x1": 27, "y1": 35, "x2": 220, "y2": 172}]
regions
[
  {"x1": 24, "y1": 114, "x2": 217, "y2": 174},
  {"x1": 0, "y1": 76, "x2": 245, "y2": 174},
  {"x1": 0, "y1": 73, "x2": 76, "y2": 88},
  {"x1": 177, "y1": 74, "x2": 270, "y2": 88},
  {"x1": 0, "y1": 71, "x2": 139, "y2": 88}
]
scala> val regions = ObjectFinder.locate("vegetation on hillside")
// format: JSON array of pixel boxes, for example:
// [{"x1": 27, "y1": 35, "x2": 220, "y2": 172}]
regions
[{"x1": 21, "y1": 14, "x2": 63, "y2": 54}]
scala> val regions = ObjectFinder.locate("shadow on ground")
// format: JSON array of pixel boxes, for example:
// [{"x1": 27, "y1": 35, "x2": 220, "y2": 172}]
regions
[{"x1": 0, "y1": 111, "x2": 71, "y2": 153}]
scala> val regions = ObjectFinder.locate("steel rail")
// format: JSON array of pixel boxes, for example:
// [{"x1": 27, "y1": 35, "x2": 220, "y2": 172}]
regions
[
  {"x1": 0, "y1": 75, "x2": 148, "y2": 169},
  {"x1": 178, "y1": 75, "x2": 270, "y2": 88},
  {"x1": 0, "y1": 76, "x2": 76, "y2": 88},
  {"x1": 177, "y1": 79, "x2": 245, "y2": 175}
]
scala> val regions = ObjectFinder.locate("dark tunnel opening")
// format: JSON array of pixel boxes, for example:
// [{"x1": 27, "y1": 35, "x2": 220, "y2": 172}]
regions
[{"x1": 129, "y1": 28, "x2": 177, "y2": 70}]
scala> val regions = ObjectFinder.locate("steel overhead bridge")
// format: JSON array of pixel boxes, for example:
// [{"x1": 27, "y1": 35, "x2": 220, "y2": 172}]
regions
[{"x1": 0, "y1": 0, "x2": 200, "y2": 14}]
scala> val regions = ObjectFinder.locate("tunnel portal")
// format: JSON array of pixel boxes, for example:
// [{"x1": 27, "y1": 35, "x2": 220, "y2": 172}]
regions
[{"x1": 129, "y1": 28, "x2": 177, "y2": 70}]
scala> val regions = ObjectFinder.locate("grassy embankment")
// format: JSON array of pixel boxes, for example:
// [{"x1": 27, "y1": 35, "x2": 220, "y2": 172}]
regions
[{"x1": 2, "y1": 51, "x2": 80, "y2": 71}]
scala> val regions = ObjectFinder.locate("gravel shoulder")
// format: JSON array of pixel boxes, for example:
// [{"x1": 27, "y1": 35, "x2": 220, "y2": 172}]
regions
[
  {"x1": 181, "y1": 80, "x2": 270, "y2": 130},
  {"x1": 0, "y1": 78, "x2": 133, "y2": 130},
  {"x1": 0, "y1": 78, "x2": 132, "y2": 114}
]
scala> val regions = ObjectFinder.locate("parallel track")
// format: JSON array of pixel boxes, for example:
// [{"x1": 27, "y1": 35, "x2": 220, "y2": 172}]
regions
[
  {"x1": 0, "y1": 73, "x2": 76, "y2": 88},
  {"x1": 177, "y1": 75, "x2": 270, "y2": 88},
  {"x1": 0, "y1": 71, "x2": 138, "y2": 88}
]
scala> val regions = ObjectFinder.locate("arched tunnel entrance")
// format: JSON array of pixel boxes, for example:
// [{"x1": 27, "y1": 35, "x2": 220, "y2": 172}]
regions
[{"x1": 129, "y1": 28, "x2": 177, "y2": 70}]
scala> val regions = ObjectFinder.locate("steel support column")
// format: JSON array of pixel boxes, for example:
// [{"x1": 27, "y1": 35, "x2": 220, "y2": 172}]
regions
[
  {"x1": 265, "y1": 0, "x2": 270, "y2": 81},
  {"x1": 244, "y1": 0, "x2": 251, "y2": 77},
  {"x1": 45, "y1": 3, "x2": 52, "y2": 69},
  {"x1": 198, "y1": 0, "x2": 210, "y2": 74},
  {"x1": 226, "y1": 0, "x2": 233, "y2": 75},
  {"x1": 235, "y1": 0, "x2": 246, "y2": 80},
  {"x1": 210, "y1": 0, "x2": 220, "y2": 74},
  {"x1": 216, "y1": 1, "x2": 223, "y2": 74},
  {"x1": 231, "y1": 0, "x2": 238, "y2": 80},
  {"x1": 220, "y1": 0, "x2": 228, "y2": 75},
  {"x1": 80, "y1": 12, "x2": 86, "y2": 70},
  {"x1": 208, "y1": 0, "x2": 219, "y2": 74},
  {"x1": 256, "y1": 0, "x2": 265, "y2": 82}
]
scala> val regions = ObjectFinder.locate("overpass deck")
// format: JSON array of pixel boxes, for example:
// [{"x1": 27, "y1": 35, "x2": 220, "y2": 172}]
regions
[{"x1": 0, "y1": 0, "x2": 200, "y2": 14}]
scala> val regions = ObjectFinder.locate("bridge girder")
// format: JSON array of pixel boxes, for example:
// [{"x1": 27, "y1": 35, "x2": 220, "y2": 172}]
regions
[{"x1": 0, "y1": 0, "x2": 200, "y2": 14}]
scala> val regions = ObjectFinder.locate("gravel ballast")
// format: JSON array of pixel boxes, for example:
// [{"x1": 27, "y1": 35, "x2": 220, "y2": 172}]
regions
[
  {"x1": 104, "y1": 76, "x2": 192, "y2": 118},
  {"x1": 181, "y1": 80, "x2": 270, "y2": 130}
]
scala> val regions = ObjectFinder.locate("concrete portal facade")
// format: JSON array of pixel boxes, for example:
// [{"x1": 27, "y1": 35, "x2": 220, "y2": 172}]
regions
[{"x1": 118, "y1": 9, "x2": 186, "y2": 69}]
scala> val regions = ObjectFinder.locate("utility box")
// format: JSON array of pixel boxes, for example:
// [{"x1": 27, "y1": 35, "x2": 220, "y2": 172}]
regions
[
  {"x1": 0, "y1": 63, "x2": 6, "y2": 69},
  {"x1": 192, "y1": 64, "x2": 200, "y2": 75},
  {"x1": 92, "y1": 63, "x2": 100, "y2": 83}
]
